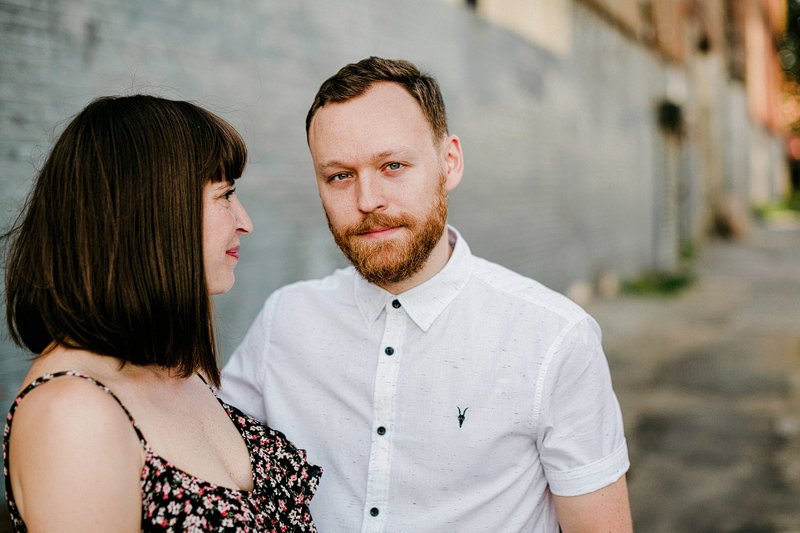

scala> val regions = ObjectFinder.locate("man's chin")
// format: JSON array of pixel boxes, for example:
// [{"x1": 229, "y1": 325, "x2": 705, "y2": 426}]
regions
[
  {"x1": 346, "y1": 231, "x2": 407, "y2": 255},
  {"x1": 343, "y1": 244, "x2": 414, "y2": 284},
  {"x1": 356, "y1": 263, "x2": 415, "y2": 286}
]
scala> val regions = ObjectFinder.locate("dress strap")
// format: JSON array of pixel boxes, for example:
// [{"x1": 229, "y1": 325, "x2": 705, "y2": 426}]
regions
[
  {"x1": 3, "y1": 370, "x2": 150, "y2": 531},
  {"x1": 4, "y1": 370, "x2": 149, "y2": 449}
]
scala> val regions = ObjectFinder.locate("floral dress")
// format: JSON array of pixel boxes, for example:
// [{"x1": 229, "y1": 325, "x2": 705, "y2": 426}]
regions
[{"x1": 3, "y1": 371, "x2": 322, "y2": 532}]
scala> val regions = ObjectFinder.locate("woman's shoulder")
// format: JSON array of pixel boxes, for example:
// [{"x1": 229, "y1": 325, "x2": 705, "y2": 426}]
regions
[
  {"x1": 10, "y1": 368, "x2": 144, "y2": 461},
  {"x1": 15, "y1": 369, "x2": 126, "y2": 418},
  {"x1": 6, "y1": 368, "x2": 144, "y2": 531}
]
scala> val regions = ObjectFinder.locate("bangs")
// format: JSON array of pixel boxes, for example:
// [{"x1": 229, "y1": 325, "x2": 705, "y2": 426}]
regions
[{"x1": 203, "y1": 114, "x2": 247, "y2": 183}]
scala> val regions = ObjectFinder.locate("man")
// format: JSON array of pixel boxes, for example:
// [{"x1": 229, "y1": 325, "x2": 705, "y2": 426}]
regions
[{"x1": 220, "y1": 57, "x2": 632, "y2": 532}]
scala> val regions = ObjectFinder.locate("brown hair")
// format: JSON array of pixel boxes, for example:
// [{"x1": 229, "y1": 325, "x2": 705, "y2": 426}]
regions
[
  {"x1": 306, "y1": 56, "x2": 449, "y2": 141},
  {"x1": 3, "y1": 95, "x2": 247, "y2": 386}
]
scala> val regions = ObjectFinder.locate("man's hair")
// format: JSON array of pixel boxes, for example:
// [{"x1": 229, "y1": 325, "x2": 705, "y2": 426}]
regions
[
  {"x1": 3, "y1": 95, "x2": 247, "y2": 386},
  {"x1": 306, "y1": 56, "x2": 448, "y2": 141}
]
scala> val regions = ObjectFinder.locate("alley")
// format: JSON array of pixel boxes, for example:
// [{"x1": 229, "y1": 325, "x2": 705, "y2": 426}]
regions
[{"x1": 588, "y1": 224, "x2": 800, "y2": 532}]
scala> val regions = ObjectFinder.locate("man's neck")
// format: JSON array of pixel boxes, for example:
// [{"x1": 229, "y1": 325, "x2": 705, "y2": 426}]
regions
[{"x1": 379, "y1": 228, "x2": 454, "y2": 295}]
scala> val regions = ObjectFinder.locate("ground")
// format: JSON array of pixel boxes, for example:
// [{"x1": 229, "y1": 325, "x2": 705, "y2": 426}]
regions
[{"x1": 588, "y1": 224, "x2": 800, "y2": 532}]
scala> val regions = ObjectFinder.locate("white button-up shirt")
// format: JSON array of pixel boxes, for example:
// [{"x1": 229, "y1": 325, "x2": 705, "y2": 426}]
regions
[{"x1": 220, "y1": 227, "x2": 628, "y2": 532}]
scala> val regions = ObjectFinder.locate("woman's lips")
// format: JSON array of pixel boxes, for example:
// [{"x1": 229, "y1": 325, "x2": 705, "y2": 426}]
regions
[{"x1": 226, "y1": 246, "x2": 240, "y2": 259}]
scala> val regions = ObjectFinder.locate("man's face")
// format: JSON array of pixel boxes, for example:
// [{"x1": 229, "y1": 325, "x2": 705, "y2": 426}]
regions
[{"x1": 308, "y1": 82, "x2": 461, "y2": 286}]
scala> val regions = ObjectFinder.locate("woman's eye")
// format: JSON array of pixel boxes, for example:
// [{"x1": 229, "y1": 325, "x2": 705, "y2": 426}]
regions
[{"x1": 224, "y1": 187, "x2": 236, "y2": 199}]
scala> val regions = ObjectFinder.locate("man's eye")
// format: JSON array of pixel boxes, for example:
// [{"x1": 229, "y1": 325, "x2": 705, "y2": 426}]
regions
[
  {"x1": 329, "y1": 173, "x2": 349, "y2": 182},
  {"x1": 386, "y1": 162, "x2": 403, "y2": 171}
]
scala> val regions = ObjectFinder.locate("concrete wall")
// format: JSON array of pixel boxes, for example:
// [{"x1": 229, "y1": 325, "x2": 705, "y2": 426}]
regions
[{"x1": 0, "y1": 0, "x2": 777, "y2": 405}]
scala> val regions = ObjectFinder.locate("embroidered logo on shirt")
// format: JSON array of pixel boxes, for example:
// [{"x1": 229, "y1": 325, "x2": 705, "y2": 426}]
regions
[{"x1": 457, "y1": 406, "x2": 468, "y2": 428}]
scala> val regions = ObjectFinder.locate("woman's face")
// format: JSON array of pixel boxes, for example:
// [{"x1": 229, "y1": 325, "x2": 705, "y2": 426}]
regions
[{"x1": 202, "y1": 180, "x2": 253, "y2": 295}]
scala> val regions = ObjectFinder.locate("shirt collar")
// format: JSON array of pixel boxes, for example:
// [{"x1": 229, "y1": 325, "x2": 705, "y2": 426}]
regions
[{"x1": 353, "y1": 226, "x2": 473, "y2": 332}]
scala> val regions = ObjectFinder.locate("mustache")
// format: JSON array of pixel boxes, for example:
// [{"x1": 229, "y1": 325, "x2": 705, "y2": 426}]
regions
[{"x1": 346, "y1": 212, "x2": 413, "y2": 235}]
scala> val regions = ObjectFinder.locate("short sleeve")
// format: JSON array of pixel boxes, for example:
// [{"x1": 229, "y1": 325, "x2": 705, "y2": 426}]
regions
[
  {"x1": 219, "y1": 292, "x2": 281, "y2": 422},
  {"x1": 535, "y1": 315, "x2": 629, "y2": 496}
]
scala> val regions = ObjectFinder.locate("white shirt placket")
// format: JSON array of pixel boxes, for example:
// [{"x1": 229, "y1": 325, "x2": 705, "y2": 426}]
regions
[{"x1": 361, "y1": 298, "x2": 406, "y2": 532}]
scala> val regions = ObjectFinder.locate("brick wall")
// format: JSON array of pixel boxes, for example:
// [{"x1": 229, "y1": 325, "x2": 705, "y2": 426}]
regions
[{"x1": 0, "y1": 0, "x2": 771, "y2": 410}]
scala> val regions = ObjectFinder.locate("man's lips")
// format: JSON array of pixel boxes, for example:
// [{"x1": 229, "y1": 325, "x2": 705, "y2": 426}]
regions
[
  {"x1": 356, "y1": 226, "x2": 401, "y2": 237},
  {"x1": 226, "y1": 246, "x2": 240, "y2": 259}
]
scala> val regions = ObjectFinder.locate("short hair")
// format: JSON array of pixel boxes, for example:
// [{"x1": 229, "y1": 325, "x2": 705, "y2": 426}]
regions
[
  {"x1": 306, "y1": 56, "x2": 449, "y2": 141},
  {"x1": 3, "y1": 95, "x2": 247, "y2": 386}
]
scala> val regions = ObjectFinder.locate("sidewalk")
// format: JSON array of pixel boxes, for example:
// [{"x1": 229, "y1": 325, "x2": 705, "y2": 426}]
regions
[{"x1": 587, "y1": 224, "x2": 800, "y2": 532}]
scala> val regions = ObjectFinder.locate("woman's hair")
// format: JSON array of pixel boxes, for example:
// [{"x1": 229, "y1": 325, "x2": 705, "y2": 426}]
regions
[{"x1": 3, "y1": 95, "x2": 247, "y2": 386}]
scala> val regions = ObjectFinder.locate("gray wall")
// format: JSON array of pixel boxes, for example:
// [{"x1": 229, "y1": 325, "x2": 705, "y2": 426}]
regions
[{"x1": 0, "y1": 0, "x2": 760, "y2": 402}]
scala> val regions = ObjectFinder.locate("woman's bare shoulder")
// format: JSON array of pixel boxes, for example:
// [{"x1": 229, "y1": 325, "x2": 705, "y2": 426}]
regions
[
  {"x1": 8, "y1": 371, "x2": 143, "y2": 532},
  {"x1": 13, "y1": 370, "x2": 133, "y2": 429}
]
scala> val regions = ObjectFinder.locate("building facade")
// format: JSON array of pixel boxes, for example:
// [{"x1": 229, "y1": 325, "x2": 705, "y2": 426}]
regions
[{"x1": 0, "y1": 0, "x2": 788, "y2": 410}]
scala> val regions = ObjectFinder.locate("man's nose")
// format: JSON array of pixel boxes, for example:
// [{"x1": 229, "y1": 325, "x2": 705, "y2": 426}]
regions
[{"x1": 356, "y1": 175, "x2": 387, "y2": 213}]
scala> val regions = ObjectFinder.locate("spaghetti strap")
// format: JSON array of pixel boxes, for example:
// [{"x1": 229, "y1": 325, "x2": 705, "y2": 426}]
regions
[
  {"x1": 2, "y1": 370, "x2": 322, "y2": 532},
  {"x1": 3, "y1": 370, "x2": 151, "y2": 532},
  {"x1": 4, "y1": 370, "x2": 149, "y2": 449}
]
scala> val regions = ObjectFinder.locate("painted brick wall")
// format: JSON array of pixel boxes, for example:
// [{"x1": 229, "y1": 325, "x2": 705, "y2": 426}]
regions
[{"x1": 0, "y1": 0, "x2": 746, "y2": 408}]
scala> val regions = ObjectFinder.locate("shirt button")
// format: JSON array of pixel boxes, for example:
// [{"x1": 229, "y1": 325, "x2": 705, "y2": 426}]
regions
[
  {"x1": 385, "y1": 347, "x2": 394, "y2": 356},
  {"x1": 392, "y1": 299, "x2": 401, "y2": 308},
  {"x1": 377, "y1": 426, "x2": 386, "y2": 435},
  {"x1": 370, "y1": 507, "x2": 380, "y2": 517}
]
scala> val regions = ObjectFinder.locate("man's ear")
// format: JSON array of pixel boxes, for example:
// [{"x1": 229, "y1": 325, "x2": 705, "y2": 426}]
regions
[{"x1": 441, "y1": 134, "x2": 463, "y2": 192}]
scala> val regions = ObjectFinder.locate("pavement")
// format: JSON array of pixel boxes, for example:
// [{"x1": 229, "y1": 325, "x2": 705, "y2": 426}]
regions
[{"x1": 586, "y1": 222, "x2": 800, "y2": 532}]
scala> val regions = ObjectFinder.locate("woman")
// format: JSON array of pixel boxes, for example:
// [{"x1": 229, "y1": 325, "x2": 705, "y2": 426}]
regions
[{"x1": 2, "y1": 95, "x2": 321, "y2": 531}]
